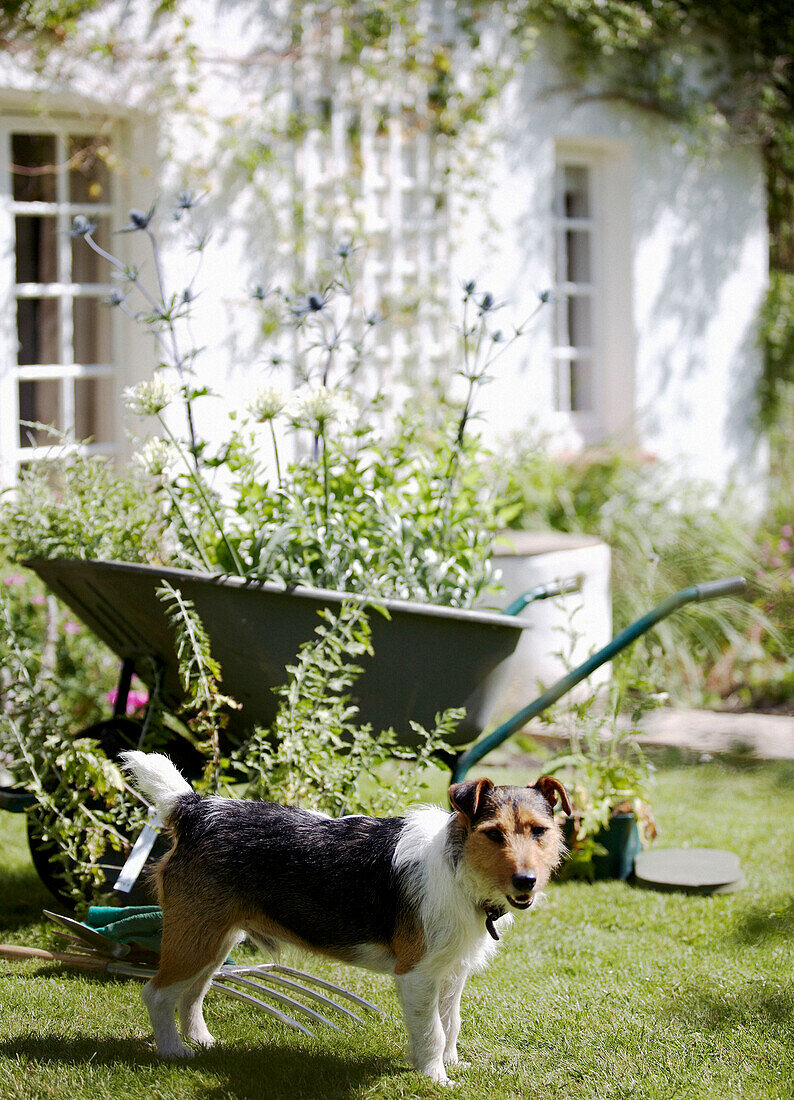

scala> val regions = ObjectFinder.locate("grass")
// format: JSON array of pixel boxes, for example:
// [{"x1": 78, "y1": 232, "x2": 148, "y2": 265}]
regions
[{"x1": 1, "y1": 758, "x2": 793, "y2": 1099}]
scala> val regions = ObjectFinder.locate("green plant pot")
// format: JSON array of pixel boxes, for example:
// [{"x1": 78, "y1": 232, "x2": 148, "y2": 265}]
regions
[
  {"x1": 591, "y1": 812, "x2": 642, "y2": 880},
  {"x1": 563, "y1": 811, "x2": 642, "y2": 881}
]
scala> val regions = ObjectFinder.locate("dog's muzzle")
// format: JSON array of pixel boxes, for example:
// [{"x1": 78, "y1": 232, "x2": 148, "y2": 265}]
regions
[{"x1": 508, "y1": 872, "x2": 536, "y2": 909}]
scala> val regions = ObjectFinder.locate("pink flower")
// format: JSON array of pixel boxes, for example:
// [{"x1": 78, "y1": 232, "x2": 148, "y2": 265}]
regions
[
  {"x1": 105, "y1": 686, "x2": 149, "y2": 714},
  {"x1": 3, "y1": 574, "x2": 25, "y2": 586},
  {"x1": 779, "y1": 539, "x2": 791, "y2": 553},
  {"x1": 30, "y1": 594, "x2": 46, "y2": 606},
  {"x1": 781, "y1": 524, "x2": 793, "y2": 538},
  {"x1": 63, "y1": 620, "x2": 81, "y2": 635}
]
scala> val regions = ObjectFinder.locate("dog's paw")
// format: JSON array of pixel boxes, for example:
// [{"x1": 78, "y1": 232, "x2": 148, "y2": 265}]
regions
[
  {"x1": 443, "y1": 1047, "x2": 471, "y2": 1068},
  {"x1": 189, "y1": 1031, "x2": 216, "y2": 1049},
  {"x1": 160, "y1": 1044, "x2": 195, "y2": 1060},
  {"x1": 419, "y1": 1061, "x2": 451, "y2": 1086}
]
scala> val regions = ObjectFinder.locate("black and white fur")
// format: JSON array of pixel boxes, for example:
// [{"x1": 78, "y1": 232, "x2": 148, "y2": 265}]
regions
[{"x1": 121, "y1": 751, "x2": 568, "y2": 1084}]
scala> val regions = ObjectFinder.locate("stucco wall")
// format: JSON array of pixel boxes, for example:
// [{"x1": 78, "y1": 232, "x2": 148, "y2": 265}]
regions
[
  {"x1": 455, "y1": 40, "x2": 769, "y2": 491},
  {"x1": 0, "y1": 7, "x2": 770, "y2": 490}
]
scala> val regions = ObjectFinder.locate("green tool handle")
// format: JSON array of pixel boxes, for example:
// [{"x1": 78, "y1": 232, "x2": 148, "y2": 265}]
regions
[
  {"x1": 502, "y1": 575, "x2": 584, "y2": 616},
  {"x1": 451, "y1": 576, "x2": 747, "y2": 782}
]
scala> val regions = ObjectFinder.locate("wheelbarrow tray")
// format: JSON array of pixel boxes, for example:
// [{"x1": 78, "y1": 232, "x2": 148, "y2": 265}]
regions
[{"x1": 28, "y1": 558, "x2": 531, "y2": 746}]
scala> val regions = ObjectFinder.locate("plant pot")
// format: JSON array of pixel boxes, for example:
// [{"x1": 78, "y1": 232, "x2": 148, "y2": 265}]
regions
[
  {"x1": 591, "y1": 812, "x2": 642, "y2": 880},
  {"x1": 563, "y1": 811, "x2": 642, "y2": 881}
]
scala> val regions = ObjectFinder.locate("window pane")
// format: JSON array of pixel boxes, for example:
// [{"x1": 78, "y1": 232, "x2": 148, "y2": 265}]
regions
[
  {"x1": 68, "y1": 136, "x2": 111, "y2": 203},
  {"x1": 18, "y1": 379, "x2": 62, "y2": 446},
  {"x1": 570, "y1": 358, "x2": 594, "y2": 412},
  {"x1": 567, "y1": 295, "x2": 592, "y2": 348},
  {"x1": 17, "y1": 298, "x2": 59, "y2": 365},
  {"x1": 552, "y1": 360, "x2": 568, "y2": 412},
  {"x1": 563, "y1": 166, "x2": 590, "y2": 218},
  {"x1": 12, "y1": 134, "x2": 57, "y2": 203},
  {"x1": 566, "y1": 229, "x2": 591, "y2": 283},
  {"x1": 71, "y1": 219, "x2": 112, "y2": 283},
  {"x1": 73, "y1": 297, "x2": 112, "y2": 364},
  {"x1": 75, "y1": 376, "x2": 115, "y2": 443},
  {"x1": 15, "y1": 216, "x2": 58, "y2": 283}
]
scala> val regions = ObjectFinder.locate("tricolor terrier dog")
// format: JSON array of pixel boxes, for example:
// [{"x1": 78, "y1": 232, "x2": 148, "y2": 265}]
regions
[{"x1": 121, "y1": 750, "x2": 570, "y2": 1084}]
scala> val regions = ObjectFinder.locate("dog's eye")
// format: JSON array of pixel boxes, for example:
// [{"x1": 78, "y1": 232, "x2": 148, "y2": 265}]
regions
[
  {"x1": 483, "y1": 828, "x2": 504, "y2": 844},
  {"x1": 530, "y1": 824, "x2": 548, "y2": 839}
]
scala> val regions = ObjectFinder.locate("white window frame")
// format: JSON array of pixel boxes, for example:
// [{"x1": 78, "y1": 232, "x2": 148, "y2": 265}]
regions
[
  {"x1": 0, "y1": 115, "x2": 120, "y2": 484},
  {"x1": 288, "y1": 15, "x2": 452, "y2": 409},
  {"x1": 550, "y1": 151, "x2": 602, "y2": 442}
]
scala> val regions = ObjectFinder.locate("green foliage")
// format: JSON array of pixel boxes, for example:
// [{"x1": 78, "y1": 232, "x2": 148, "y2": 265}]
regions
[
  {"x1": 236, "y1": 602, "x2": 460, "y2": 817},
  {"x1": 758, "y1": 272, "x2": 794, "y2": 426},
  {"x1": 0, "y1": 447, "x2": 168, "y2": 566},
  {"x1": 0, "y1": 562, "x2": 118, "y2": 731},
  {"x1": 228, "y1": 417, "x2": 500, "y2": 606},
  {"x1": 156, "y1": 582, "x2": 240, "y2": 793},
  {"x1": 0, "y1": 587, "x2": 145, "y2": 908},
  {"x1": 0, "y1": 0, "x2": 102, "y2": 41},
  {"x1": 542, "y1": 683, "x2": 657, "y2": 878}
]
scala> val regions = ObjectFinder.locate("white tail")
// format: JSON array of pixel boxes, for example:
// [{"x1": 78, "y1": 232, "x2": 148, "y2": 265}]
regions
[{"x1": 120, "y1": 750, "x2": 192, "y2": 816}]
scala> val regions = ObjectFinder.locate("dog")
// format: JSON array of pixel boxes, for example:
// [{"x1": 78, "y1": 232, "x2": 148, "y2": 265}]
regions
[{"x1": 120, "y1": 750, "x2": 570, "y2": 1084}]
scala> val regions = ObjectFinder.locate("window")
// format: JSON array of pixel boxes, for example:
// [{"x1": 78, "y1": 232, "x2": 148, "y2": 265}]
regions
[
  {"x1": 1, "y1": 123, "x2": 117, "y2": 480},
  {"x1": 552, "y1": 161, "x2": 598, "y2": 417}
]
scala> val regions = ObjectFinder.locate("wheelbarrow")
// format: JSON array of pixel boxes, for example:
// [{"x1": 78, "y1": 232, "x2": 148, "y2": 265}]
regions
[{"x1": 1, "y1": 557, "x2": 747, "y2": 902}]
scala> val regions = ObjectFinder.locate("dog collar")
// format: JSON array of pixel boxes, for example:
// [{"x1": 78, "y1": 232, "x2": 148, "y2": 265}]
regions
[{"x1": 483, "y1": 905, "x2": 506, "y2": 941}]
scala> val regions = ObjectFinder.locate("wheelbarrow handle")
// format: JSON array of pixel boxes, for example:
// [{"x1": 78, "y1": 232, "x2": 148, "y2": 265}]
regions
[
  {"x1": 502, "y1": 575, "x2": 584, "y2": 616},
  {"x1": 691, "y1": 576, "x2": 747, "y2": 601},
  {"x1": 451, "y1": 575, "x2": 748, "y2": 782}
]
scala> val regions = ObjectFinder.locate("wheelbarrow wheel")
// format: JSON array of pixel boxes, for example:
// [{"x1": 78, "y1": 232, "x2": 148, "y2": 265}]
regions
[
  {"x1": 24, "y1": 716, "x2": 177, "y2": 910},
  {"x1": 26, "y1": 812, "x2": 166, "y2": 910}
]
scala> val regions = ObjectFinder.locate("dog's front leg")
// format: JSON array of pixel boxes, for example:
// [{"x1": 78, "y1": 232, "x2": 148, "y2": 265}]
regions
[
  {"x1": 395, "y1": 972, "x2": 449, "y2": 1084},
  {"x1": 439, "y1": 969, "x2": 469, "y2": 1067}
]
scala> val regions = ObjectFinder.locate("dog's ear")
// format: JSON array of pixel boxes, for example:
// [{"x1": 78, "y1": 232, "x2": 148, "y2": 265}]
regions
[
  {"x1": 530, "y1": 776, "x2": 572, "y2": 816},
  {"x1": 449, "y1": 778, "x2": 494, "y2": 823}
]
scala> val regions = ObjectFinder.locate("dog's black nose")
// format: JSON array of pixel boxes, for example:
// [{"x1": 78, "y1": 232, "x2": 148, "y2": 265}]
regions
[{"x1": 511, "y1": 872, "x2": 536, "y2": 892}]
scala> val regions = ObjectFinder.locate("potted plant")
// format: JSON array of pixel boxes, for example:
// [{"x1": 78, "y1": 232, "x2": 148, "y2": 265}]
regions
[{"x1": 542, "y1": 687, "x2": 658, "y2": 881}]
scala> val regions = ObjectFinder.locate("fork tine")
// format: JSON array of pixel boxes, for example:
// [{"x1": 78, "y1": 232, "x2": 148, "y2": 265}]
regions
[
  {"x1": 216, "y1": 973, "x2": 339, "y2": 1030},
  {"x1": 254, "y1": 964, "x2": 382, "y2": 1014},
  {"x1": 209, "y1": 980, "x2": 315, "y2": 1038},
  {"x1": 222, "y1": 967, "x2": 364, "y2": 1024}
]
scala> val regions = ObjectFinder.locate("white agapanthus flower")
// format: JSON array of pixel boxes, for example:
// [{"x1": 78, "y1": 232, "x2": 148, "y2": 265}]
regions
[
  {"x1": 133, "y1": 437, "x2": 176, "y2": 478},
  {"x1": 287, "y1": 385, "x2": 357, "y2": 434},
  {"x1": 248, "y1": 384, "x2": 287, "y2": 423},
  {"x1": 123, "y1": 376, "x2": 178, "y2": 417}
]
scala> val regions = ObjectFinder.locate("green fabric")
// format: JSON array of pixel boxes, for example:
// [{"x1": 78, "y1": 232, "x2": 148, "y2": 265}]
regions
[
  {"x1": 83, "y1": 906, "x2": 233, "y2": 961},
  {"x1": 85, "y1": 905, "x2": 163, "y2": 953}
]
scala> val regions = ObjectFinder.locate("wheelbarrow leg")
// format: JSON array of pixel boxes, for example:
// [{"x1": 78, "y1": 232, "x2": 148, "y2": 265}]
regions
[{"x1": 113, "y1": 658, "x2": 135, "y2": 718}]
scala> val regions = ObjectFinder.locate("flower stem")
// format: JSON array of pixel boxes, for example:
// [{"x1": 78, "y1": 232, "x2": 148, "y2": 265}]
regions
[
  {"x1": 269, "y1": 420, "x2": 282, "y2": 486},
  {"x1": 156, "y1": 414, "x2": 246, "y2": 575}
]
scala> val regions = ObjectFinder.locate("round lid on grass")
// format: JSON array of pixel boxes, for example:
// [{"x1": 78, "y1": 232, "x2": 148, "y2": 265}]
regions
[{"x1": 634, "y1": 848, "x2": 745, "y2": 895}]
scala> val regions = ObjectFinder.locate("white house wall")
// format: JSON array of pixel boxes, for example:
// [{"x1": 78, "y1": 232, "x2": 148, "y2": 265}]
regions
[
  {"x1": 0, "y1": 5, "x2": 769, "y2": 491},
  {"x1": 457, "y1": 40, "x2": 769, "y2": 490}
]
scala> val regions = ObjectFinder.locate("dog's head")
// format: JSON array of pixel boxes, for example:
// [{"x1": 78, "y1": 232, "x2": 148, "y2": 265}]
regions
[{"x1": 448, "y1": 777, "x2": 570, "y2": 910}]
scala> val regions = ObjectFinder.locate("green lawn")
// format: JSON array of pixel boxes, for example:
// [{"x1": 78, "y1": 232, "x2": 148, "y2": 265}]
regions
[{"x1": 1, "y1": 759, "x2": 792, "y2": 1099}]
